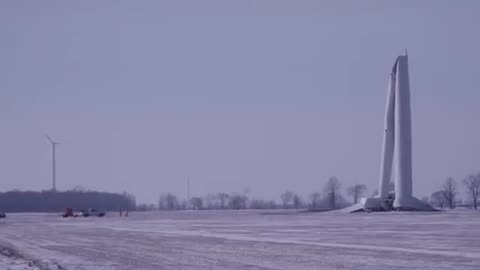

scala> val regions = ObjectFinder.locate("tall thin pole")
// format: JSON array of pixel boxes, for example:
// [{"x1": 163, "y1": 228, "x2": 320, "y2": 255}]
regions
[
  {"x1": 187, "y1": 176, "x2": 190, "y2": 209},
  {"x1": 52, "y1": 143, "x2": 56, "y2": 192}
]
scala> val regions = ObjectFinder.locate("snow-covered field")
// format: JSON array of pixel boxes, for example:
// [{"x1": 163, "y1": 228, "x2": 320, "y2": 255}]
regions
[{"x1": 0, "y1": 210, "x2": 479, "y2": 270}]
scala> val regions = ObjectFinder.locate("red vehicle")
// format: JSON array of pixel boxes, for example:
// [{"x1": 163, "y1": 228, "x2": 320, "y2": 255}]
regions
[{"x1": 62, "y1": 208, "x2": 75, "y2": 218}]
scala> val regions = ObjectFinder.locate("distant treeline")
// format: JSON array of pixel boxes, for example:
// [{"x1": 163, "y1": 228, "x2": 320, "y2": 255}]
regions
[
  {"x1": 138, "y1": 172, "x2": 480, "y2": 211},
  {"x1": 139, "y1": 177, "x2": 353, "y2": 211},
  {"x1": 0, "y1": 190, "x2": 136, "y2": 212}
]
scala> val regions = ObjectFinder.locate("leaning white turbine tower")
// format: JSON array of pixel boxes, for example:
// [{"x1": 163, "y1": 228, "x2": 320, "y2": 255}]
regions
[{"x1": 345, "y1": 54, "x2": 435, "y2": 212}]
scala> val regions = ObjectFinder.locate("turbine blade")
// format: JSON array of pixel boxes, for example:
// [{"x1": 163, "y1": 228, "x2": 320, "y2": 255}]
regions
[{"x1": 46, "y1": 135, "x2": 54, "y2": 144}]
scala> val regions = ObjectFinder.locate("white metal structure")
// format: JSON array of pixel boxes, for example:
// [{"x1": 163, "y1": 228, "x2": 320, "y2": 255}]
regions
[
  {"x1": 344, "y1": 54, "x2": 435, "y2": 212},
  {"x1": 46, "y1": 135, "x2": 60, "y2": 192}
]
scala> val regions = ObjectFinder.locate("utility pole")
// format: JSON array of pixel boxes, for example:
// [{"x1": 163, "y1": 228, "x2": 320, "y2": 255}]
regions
[
  {"x1": 186, "y1": 176, "x2": 191, "y2": 209},
  {"x1": 46, "y1": 135, "x2": 60, "y2": 192}
]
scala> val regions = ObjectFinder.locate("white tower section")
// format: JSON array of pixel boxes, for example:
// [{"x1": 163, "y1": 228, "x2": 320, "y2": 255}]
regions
[
  {"x1": 378, "y1": 55, "x2": 414, "y2": 205},
  {"x1": 392, "y1": 55, "x2": 413, "y2": 208},
  {"x1": 343, "y1": 53, "x2": 435, "y2": 212},
  {"x1": 378, "y1": 66, "x2": 396, "y2": 199}
]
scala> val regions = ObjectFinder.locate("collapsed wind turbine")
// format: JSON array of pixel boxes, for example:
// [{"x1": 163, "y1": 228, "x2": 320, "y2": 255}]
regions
[{"x1": 345, "y1": 54, "x2": 435, "y2": 212}]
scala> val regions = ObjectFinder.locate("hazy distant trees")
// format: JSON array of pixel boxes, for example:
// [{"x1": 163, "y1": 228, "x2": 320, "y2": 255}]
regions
[
  {"x1": 309, "y1": 192, "x2": 322, "y2": 209},
  {"x1": 154, "y1": 190, "x2": 253, "y2": 210},
  {"x1": 463, "y1": 173, "x2": 480, "y2": 209},
  {"x1": 158, "y1": 193, "x2": 180, "y2": 210},
  {"x1": 0, "y1": 190, "x2": 135, "y2": 212},
  {"x1": 124, "y1": 192, "x2": 137, "y2": 209},
  {"x1": 136, "y1": 203, "x2": 156, "y2": 211},
  {"x1": 229, "y1": 189, "x2": 250, "y2": 210},
  {"x1": 347, "y1": 184, "x2": 367, "y2": 204},
  {"x1": 217, "y1": 193, "x2": 230, "y2": 209},
  {"x1": 280, "y1": 191, "x2": 294, "y2": 209},
  {"x1": 204, "y1": 193, "x2": 218, "y2": 209},
  {"x1": 324, "y1": 177, "x2": 342, "y2": 209},
  {"x1": 149, "y1": 171, "x2": 480, "y2": 211},
  {"x1": 442, "y1": 177, "x2": 458, "y2": 209},
  {"x1": 430, "y1": 191, "x2": 445, "y2": 208},
  {"x1": 228, "y1": 193, "x2": 248, "y2": 209},
  {"x1": 13, "y1": 170, "x2": 480, "y2": 213},
  {"x1": 191, "y1": 197, "x2": 203, "y2": 210},
  {"x1": 249, "y1": 199, "x2": 277, "y2": 209},
  {"x1": 292, "y1": 194, "x2": 303, "y2": 209}
]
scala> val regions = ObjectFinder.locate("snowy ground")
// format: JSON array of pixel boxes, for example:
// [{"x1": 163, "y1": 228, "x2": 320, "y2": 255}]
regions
[{"x1": 0, "y1": 210, "x2": 479, "y2": 270}]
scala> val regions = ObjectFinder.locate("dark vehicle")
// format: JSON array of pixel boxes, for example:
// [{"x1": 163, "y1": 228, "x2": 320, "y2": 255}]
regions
[
  {"x1": 80, "y1": 209, "x2": 106, "y2": 217},
  {"x1": 0, "y1": 212, "x2": 6, "y2": 218},
  {"x1": 79, "y1": 209, "x2": 89, "y2": 217}
]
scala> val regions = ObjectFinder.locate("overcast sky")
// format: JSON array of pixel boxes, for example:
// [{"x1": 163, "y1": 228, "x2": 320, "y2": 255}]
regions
[{"x1": 1, "y1": 1, "x2": 479, "y2": 204}]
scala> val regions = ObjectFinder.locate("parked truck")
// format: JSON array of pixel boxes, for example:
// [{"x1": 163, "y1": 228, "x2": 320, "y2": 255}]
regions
[{"x1": 62, "y1": 208, "x2": 105, "y2": 218}]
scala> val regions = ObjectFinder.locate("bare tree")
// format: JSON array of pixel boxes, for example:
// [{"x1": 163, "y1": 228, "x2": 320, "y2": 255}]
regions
[
  {"x1": 324, "y1": 177, "x2": 342, "y2": 209},
  {"x1": 228, "y1": 195, "x2": 239, "y2": 209},
  {"x1": 292, "y1": 194, "x2": 303, "y2": 209},
  {"x1": 241, "y1": 188, "x2": 250, "y2": 209},
  {"x1": 226, "y1": 190, "x2": 249, "y2": 210},
  {"x1": 309, "y1": 192, "x2": 321, "y2": 209},
  {"x1": 463, "y1": 173, "x2": 480, "y2": 209},
  {"x1": 191, "y1": 197, "x2": 203, "y2": 210},
  {"x1": 430, "y1": 191, "x2": 445, "y2": 208},
  {"x1": 217, "y1": 193, "x2": 230, "y2": 209},
  {"x1": 442, "y1": 177, "x2": 458, "y2": 209},
  {"x1": 158, "y1": 193, "x2": 168, "y2": 210},
  {"x1": 180, "y1": 199, "x2": 187, "y2": 210},
  {"x1": 248, "y1": 199, "x2": 278, "y2": 209},
  {"x1": 168, "y1": 193, "x2": 179, "y2": 210},
  {"x1": 204, "y1": 193, "x2": 218, "y2": 209},
  {"x1": 280, "y1": 191, "x2": 294, "y2": 209},
  {"x1": 347, "y1": 184, "x2": 367, "y2": 204},
  {"x1": 158, "y1": 193, "x2": 179, "y2": 210}
]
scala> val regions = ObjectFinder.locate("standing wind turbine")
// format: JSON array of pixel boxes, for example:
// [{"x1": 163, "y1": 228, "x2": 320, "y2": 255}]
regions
[{"x1": 46, "y1": 135, "x2": 60, "y2": 192}]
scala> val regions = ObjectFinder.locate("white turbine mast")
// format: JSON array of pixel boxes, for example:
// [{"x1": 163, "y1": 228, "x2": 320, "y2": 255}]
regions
[{"x1": 46, "y1": 135, "x2": 60, "y2": 192}]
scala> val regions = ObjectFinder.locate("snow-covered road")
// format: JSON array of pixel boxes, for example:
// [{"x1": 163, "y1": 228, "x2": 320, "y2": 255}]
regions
[{"x1": 0, "y1": 210, "x2": 479, "y2": 269}]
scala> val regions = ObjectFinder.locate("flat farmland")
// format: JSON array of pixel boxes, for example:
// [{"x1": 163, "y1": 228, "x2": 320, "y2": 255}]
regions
[{"x1": 0, "y1": 210, "x2": 479, "y2": 270}]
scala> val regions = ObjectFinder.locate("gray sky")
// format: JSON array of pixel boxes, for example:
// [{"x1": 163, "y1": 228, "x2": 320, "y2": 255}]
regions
[{"x1": 1, "y1": 1, "x2": 479, "y2": 204}]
